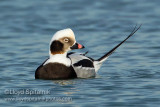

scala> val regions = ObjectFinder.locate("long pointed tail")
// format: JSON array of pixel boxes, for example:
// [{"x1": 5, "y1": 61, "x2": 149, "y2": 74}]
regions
[
  {"x1": 94, "y1": 25, "x2": 141, "y2": 72},
  {"x1": 97, "y1": 24, "x2": 141, "y2": 62}
]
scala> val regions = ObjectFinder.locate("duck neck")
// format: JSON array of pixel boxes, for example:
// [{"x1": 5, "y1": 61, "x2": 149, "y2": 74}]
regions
[
  {"x1": 49, "y1": 52, "x2": 67, "y2": 58},
  {"x1": 47, "y1": 52, "x2": 71, "y2": 66}
]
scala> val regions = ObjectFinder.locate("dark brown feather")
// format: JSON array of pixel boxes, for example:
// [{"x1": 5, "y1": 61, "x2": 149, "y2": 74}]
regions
[{"x1": 35, "y1": 63, "x2": 77, "y2": 80}]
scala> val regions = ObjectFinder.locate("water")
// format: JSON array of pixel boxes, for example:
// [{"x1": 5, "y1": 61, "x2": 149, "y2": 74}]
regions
[{"x1": 0, "y1": 0, "x2": 160, "y2": 106}]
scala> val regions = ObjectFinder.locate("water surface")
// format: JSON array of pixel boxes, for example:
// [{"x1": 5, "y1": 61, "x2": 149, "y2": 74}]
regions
[{"x1": 0, "y1": 0, "x2": 160, "y2": 107}]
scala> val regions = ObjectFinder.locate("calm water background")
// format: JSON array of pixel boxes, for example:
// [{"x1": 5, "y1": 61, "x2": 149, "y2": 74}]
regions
[{"x1": 0, "y1": 0, "x2": 160, "y2": 107}]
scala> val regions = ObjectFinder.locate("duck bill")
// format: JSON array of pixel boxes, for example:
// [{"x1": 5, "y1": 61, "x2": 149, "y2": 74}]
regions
[{"x1": 70, "y1": 43, "x2": 85, "y2": 50}]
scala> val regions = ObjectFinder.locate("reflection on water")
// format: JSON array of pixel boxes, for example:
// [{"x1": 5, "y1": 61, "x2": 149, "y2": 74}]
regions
[{"x1": 52, "y1": 80, "x2": 75, "y2": 86}]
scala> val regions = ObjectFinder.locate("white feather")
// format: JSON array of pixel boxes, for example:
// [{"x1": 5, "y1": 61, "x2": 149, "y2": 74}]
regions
[
  {"x1": 51, "y1": 28, "x2": 75, "y2": 41},
  {"x1": 44, "y1": 53, "x2": 71, "y2": 66},
  {"x1": 93, "y1": 57, "x2": 108, "y2": 72}
]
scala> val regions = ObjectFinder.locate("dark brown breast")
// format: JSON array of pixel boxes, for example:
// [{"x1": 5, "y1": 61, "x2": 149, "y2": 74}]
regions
[{"x1": 35, "y1": 63, "x2": 77, "y2": 80}]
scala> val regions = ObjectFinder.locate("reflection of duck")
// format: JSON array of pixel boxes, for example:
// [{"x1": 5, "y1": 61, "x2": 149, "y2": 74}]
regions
[
  {"x1": 53, "y1": 80, "x2": 75, "y2": 85},
  {"x1": 35, "y1": 25, "x2": 141, "y2": 80},
  {"x1": 52, "y1": 80, "x2": 78, "y2": 95}
]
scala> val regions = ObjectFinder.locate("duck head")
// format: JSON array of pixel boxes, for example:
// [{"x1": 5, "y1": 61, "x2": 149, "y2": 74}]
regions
[{"x1": 49, "y1": 28, "x2": 84, "y2": 57}]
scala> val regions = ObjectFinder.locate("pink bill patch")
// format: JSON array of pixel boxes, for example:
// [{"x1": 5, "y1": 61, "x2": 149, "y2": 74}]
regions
[{"x1": 78, "y1": 44, "x2": 83, "y2": 49}]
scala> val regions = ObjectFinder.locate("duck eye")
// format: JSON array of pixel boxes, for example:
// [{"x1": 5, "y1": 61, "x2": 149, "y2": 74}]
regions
[{"x1": 64, "y1": 38, "x2": 69, "y2": 42}]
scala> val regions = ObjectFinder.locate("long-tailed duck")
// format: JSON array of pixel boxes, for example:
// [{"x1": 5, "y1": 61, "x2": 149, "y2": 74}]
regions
[{"x1": 35, "y1": 25, "x2": 141, "y2": 79}]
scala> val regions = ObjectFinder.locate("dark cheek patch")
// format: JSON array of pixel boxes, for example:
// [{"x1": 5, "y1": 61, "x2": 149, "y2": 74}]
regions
[{"x1": 50, "y1": 41, "x2": 64, "y2": 54}]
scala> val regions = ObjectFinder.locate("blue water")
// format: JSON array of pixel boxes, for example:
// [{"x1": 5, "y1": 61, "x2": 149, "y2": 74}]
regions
[{"x1": 0, "y1": 0, "x2": 160, "y2": 106}]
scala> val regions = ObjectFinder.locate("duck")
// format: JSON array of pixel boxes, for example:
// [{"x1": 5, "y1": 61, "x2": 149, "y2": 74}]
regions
[{"x1": 35, "y1": 25, "x2": 141, "y2": 80}]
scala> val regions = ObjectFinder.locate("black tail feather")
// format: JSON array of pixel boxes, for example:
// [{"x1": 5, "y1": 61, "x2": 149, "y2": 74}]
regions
[{"x1": 97, "y1": 24, "x2": 141, "y2": 61}]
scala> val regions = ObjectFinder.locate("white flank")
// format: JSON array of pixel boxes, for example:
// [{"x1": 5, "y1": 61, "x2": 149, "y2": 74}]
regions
[{"x1": 94, "y1": 57, "x2": 108, "y2": 72}]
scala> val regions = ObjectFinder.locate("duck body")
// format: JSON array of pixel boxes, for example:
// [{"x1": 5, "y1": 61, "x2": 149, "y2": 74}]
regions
[{"x1": 35, "y1": 52, "x2": 95, "y2": 79}]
